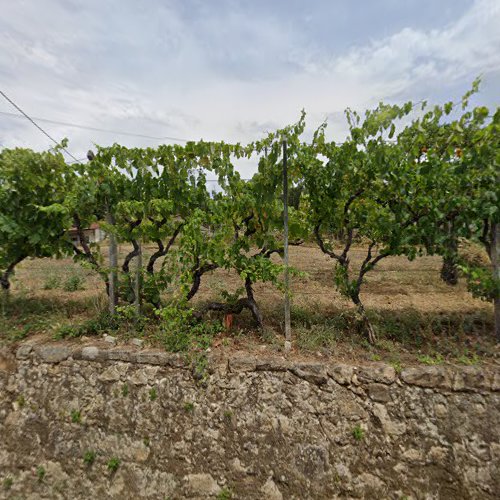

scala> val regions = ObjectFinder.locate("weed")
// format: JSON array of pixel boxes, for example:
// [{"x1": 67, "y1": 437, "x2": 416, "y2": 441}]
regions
[
  {"x1": 370, "y1": 353, "x2": 382, "y2": 361},
  {"x1": 352, "y1": 424, "x2": 364, "y2": 441},
  {"x1": 16, "y1": 394, "x2": 25, "y2": 408},
  {"x1": 377, "y1": 339, "x2": 396, "y2": 352},
  {"x1": 456, "y1": 352, "x2": 481, "y2": 365},
  {"x1": 43, "y1": 276, "x2": 61, "y2": 290},
  {"x1": 3, "y1": 477, "x2": 13, "y2": 491},
  {"x1": 294, "y1": 324, "x2": 338, "y2": 353},
  {"x1": 217, "y1": 488, "x2": 233, "y2": 500},
  {"x1": 223, "y1": 410, "x2": 233, "y2": 420},
  {"x1": 157, "y1": 305, "x2": 223, "y2": 353},
  {"x1": 36, "y1": 466, "x2": 46, "y2": 482},
  {"x1": 143, "y1": 437, "x2": 150, "y2": 447},
  {"x1": 191, "y1": 352, "x2": 209, "y2": 383},
  {"x1": 121, "y1": 384, "x2": 129, "y2": 397},
  {"x1": 389, "y1": 360, "x2": 403, "y2": 374},
  {"x1": 184, "y1": 402, "x2": 194, "y2": 413},
  {"x1": 291, "y1": 304, "x2": 323, "y2": 328},
  {"x1": 149, "y1": 388, "x2": 157, "y2": 401},
  {"x1": 418, "y1": 353, "x2": 445, "y2": 365},
  {"x1": 107, "y1": 457, "x2": 120, "y2": 472},
  {"x1": 54, "y1": 324, "x2": 80, "y2": 339},
  {"x1": 70, "y1": 409, "x2": 81, "y2": 424},
  {"x1": 54, "y1": 312, "x2": 118, "y2": 339},
  {"x1": 83, "y1": 450, "x2": 96, "y2": 466},
  {"x1": 63, "y1": 274, "x2": 85, "y2": 292}
]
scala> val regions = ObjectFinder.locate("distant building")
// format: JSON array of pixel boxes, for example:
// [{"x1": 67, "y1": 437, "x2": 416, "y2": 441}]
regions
[{"x1": 67, "y1": 222, "x2": 105, "y2": 246}]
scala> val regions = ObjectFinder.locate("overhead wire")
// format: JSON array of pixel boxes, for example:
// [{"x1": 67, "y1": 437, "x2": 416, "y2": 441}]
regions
[
  {"x1": 0, "y1": 90, "x2": 80, "y2": 162},
  {"x1": 0, "y1": 109, "x2": 190, "y2": 143}
]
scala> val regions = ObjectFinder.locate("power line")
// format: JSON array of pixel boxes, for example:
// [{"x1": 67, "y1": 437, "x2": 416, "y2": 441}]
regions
[
  {"x1": 0, "y1": 109, "x2": 189, "y2": 143},
  {"x1": 205, "y1": 178, "x2": 251, "y2": 182},
  {"x1": 67, "y1": 157, "x2": 88, "y2": 164},
  {"x1": 0, "y1": 90, "x2": 79, "y2": 162}
]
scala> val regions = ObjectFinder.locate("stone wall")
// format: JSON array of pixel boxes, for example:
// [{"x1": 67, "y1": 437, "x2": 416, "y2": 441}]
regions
[{"x1": 0, "y1": 341, "x2": 499, "y2": 499}]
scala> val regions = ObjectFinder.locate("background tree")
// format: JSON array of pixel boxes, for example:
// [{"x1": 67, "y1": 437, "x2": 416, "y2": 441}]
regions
[
  {"x1": 398, "y1": 82, "x2": 499, "y2": 339},
  {"x1": 0, "y1": 146, "x2": 73, "y2": 300},
  {"x1": 300, "y1": 102, "x2": 433, "y2": 343}
]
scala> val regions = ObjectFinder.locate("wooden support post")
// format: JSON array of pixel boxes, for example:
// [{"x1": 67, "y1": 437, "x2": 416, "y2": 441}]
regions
[
  {"x1": 106, "y1": 211, "x2": 118, "y2": 316},
  {"x1": 283, "y1": 139, "x2": 292, "y2": 352}
]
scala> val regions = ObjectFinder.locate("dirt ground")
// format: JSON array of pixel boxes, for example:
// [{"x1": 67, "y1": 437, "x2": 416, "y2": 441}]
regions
[{"x1": 1, "y1": 242, "x2": 497, "y2": 366}]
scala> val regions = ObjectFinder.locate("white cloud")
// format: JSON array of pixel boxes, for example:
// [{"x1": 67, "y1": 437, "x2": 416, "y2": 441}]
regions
[
  {"x1": 0, "y1": 0, "x2": 498, "y2": 173},
  {"x1": 332, "y1": 0, "x2": 500, "y2": 92}
]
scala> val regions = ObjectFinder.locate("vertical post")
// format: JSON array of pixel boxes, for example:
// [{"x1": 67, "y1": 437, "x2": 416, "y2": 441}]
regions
[
  {"x1": 283, "y1": 140, "x2": 292, "y2": 352},
  {"x1": 106, "y1": 211, "x2": 118, "y2": 316}
]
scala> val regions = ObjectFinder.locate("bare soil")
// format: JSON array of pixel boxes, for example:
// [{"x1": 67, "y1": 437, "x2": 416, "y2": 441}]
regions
[{"x1": 2, "y1": 242, "x2": 497, "y2": 367}]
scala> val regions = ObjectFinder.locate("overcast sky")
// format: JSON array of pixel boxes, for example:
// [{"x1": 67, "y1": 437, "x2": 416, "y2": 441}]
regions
[{"x1": 1, "y1": 0, "x2": 499, "y2": 176}]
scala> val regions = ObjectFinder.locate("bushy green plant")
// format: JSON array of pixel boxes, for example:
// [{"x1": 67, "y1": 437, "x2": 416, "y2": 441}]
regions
[
  {"x1": 63, "y1": 274, "x2": 85, "y2": 292},
  {"x1": 156, "y1": 303, "x2": 223, "y2": 352},
  {"x1": 417, "y1": 353, "x2": 445, "y2": 365},
  {"x1": 43, "y1": 275, "x2": 61, "y2": 290},
  {"x1": 54, "y1": 312, "x2": 118, "y2": 339},
  {"x1": 459, "y1": 264, "x2": 499, "y2": 302}
]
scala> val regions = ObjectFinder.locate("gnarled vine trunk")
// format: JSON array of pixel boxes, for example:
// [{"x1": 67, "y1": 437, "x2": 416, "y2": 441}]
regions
[
  {"x1": 351, "y1": 293, "x2": 377, "y2": 344},
  {"x1": 194, "y1": 277, "x2": 263, "y2": 329},
  {"x1": 491, "y1": 222, "x2": 500, "y2": 342},
  {"x1": 440, "y1": 222, "x2": 459, "y2": 286}
]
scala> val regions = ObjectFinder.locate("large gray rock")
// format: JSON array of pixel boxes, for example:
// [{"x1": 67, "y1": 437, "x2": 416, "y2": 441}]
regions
[
  {"x1": 184, "y1": 473, "x2": 220, "y2": 496},
  {"x1": 357, "y1": 363, "x2": 396, "y2": 384},
  {"x1": 34, "y1": 344, "x2": 72, "y2": 363},
  {"x1": 261, "y1": 478, "x2": 283, "y2": 500},
  {"x1": 401, "y1": 365, "x2": 453, "y2": 389}
]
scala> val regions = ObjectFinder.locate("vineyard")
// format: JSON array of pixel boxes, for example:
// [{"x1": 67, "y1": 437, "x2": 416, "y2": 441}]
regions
[{"x1": 1, "y1": 82, "x2": 499, "y2": 361}]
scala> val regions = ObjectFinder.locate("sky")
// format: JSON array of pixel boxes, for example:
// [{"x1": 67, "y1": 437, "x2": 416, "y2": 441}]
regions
[{"x1": 0, "y1": 0, "x2": 499, "y2": 177}]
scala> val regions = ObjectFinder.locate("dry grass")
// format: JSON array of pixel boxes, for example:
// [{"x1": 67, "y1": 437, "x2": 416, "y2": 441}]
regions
[{"x1": 1, "y1": 242, "x2": 496, "y2": 365}]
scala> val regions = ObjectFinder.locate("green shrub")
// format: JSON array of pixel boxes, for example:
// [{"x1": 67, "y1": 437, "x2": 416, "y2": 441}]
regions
[
  {"x1": 43, "y1": 276, "x2": 61, "y2": 290},
  {"x1": 63, "y1": 274, "x2": 85, "y2": 292},
  {"x1": 418, "y1": 353, "x2": 444, "y2": 365},
  {"x1": 54, "y1": 312, "x2": 118, "y2": 339}
]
